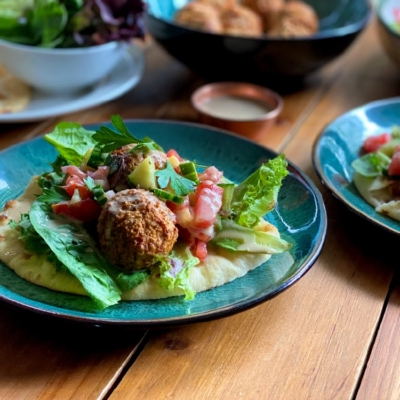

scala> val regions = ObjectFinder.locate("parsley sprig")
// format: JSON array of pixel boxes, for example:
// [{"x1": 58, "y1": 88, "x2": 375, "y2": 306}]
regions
[
  {"x1": 93, "y1": 115, "x2": 161, "y2": 153},
  {"x1": 155, "y1": 161, "x2": 196, "y2": 196}
]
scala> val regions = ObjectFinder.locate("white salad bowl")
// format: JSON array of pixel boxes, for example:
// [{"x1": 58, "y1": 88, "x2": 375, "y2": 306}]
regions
[{"x1": 0, "y1": 38, "x2": 127, "y2": 94}]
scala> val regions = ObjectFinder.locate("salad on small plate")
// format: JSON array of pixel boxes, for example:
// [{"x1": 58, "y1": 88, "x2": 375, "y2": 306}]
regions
[{"x1": 313, "y1": 96, "x2": 400, "y2": 235}]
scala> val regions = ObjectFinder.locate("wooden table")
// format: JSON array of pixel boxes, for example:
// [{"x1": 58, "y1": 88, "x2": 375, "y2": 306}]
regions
[{"x1": 1, "y1": 17, "x2": 400, "y2": 400}]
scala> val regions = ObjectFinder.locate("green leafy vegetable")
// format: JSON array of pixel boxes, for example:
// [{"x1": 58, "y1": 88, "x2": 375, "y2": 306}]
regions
[
  {"x1": 93, "y1": 115, "x2": 162, "y2": 155},
  {"x1": 351, "y1": 151, "x2": 391, "y2": 178},
  {"x1": 84, "y1": 176, "x2": 108, "y2": 206},
  {"x1": 44, "y1": 122, "x2": 97, "y2": 166},
  {"x1": 230, "y1": 154, "x2": 289, "y2": 228},
  {"x1": 156, "y1": 246, "x2": 199, "y2": 300},
  {"x1": 211, "y1": 219, "x2": 291, "y2": 254},
  {"x1": 29, "y1": 198, "x2": 121, "y2": 310},
  {"x1": 0, "y1": 0, "x2": 146, "y2": 48},
  {"x1": 155, "y1": 161, "x2": 196, "y2": 196},
  {"x1": 10, "y1": 213, "x2": 52, "y2": 254}
]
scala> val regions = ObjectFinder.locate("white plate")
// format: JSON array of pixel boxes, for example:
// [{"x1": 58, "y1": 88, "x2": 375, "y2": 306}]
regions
[{"x1": 0, "y1": 44, "x2": 144, "y2": 123}]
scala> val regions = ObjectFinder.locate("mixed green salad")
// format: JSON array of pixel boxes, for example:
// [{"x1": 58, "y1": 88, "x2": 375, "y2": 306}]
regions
[
  {"x1": 352, "y1": 125, "x2": 400, "y2": 220},
  {"x1": 6, "y1": 116, "x2": 291, "y2": 310},
  {"x1": 0, "y1": 0, "x2": 146, "y2": 48}
]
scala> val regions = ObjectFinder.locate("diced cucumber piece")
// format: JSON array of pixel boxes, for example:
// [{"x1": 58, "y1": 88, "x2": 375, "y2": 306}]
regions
[
  {"x1": 180, "y1": 161, "x2": 199, "y2": 183},
  {"x1": 218, "y1": 183, "x2": 235, "y2": 212},
  {"x1": 152, "y1": 188, "x2": 185, "y2": 204},
  {"x1": 84, "y1": 177, "x2": 108, "y2": 206},
  {"x1": 128, "y1": 156, "x2": 156, "y2": 189},
  {"x1": 87, "y1": 148, "x2": 107, "y2": 168}
]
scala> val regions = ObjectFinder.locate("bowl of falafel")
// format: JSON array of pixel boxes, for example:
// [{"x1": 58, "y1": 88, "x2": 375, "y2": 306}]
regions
[{"x1": 144, "y1": 0, "x2": 372, "y2": 87}]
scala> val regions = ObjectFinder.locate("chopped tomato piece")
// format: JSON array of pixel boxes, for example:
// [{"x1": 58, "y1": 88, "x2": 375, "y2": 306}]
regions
[
  {"x1": 388, "y1": 152, "x2": 400, "y2": 176},
  {"x1": 52, "y1": 198, "x2": 102, "y2": 222},
  {"x1": 61, "y1": 165, "x2": 87, "y2": 180},
  {"x1": 363, "y1": 133, "x2": 391, "y2": 153},
  {"x1": 166, "y1": 149, "x2": 184, "y2": 162},
  {"x1": 62, "y1": 175, "x2": 91, "y2": 199},
  {"x1": 194, "y1": 240, "x2": 207, "y2": 262},
  {"x1": 198, "y1": 166, "x2": 223, "y2": 184},
  {"x1": 192, "y1": 182, "x2": 223, "y2": 229}
]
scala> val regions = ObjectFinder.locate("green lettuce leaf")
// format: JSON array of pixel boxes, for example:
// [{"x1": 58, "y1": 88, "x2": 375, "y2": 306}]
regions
[
  {"x1": 211, "y1": 219, "x2": 291, "y2": 254},
  {"x1": 351, "y1": 151, "x2": 391, "y2": 178},
  {"x1": 44, "y1": 122, "x2": 97, "y2": 166},
  {"x1": 155, "y1": 246, "x2": 200, "y2": 300},
  {"x1": 26, "y1": 190, "x2": 150, "y2": 310},
  {"x1": 230, "y1": 154, "x2": 289, "y2": 228}
]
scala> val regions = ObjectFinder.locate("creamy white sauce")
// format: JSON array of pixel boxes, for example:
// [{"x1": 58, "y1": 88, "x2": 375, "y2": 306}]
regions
[{"x1": 199, "y1": 95, "x2": 271, "y2": 121}]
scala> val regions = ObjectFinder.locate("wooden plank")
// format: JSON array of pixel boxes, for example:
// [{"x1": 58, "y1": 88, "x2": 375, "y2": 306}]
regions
[
  {"x1": 356, "y1": 274, "x2": 400, "y2": 400},
  {"x1": 109, "y1": 22, "x2": 396, "y2": 400},
  {"x1": 0, "y1": 306, "x2": 146, "y2": 400}
]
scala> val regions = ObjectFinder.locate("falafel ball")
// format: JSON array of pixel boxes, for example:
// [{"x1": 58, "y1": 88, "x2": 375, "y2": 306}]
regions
[
  {"x1": 267, "y1": 1, "x2": 319, "y2": 38},
  {"x1": 174, "y1": 2, "x2": 223, "y2": 33},
  {"x1": 220, "y1": 4, "x2": 263, "y2": 37},
  {"x1": 241, "y1": 0, "x2": 284, "y2": 31},
  {"x1": 108, "y1": 144, "x2": 167, "y2": 192},
  {"x1": 97, "y1": 188, "x2": 179, "y2": 271},
  {"x1": 196, "y1": 0, "x2": 237, "y2": 11}
]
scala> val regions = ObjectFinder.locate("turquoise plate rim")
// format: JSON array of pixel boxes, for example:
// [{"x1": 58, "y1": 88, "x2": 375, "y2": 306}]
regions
[
  {"x1": 312, "y1": 96, "x2": 400, "y2": 236},
  {"x1": 0, "y1": 120, "x2": 327, "y2": 328}
]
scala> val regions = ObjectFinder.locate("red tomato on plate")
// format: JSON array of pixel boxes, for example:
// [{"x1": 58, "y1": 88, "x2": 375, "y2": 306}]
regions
[
  {"x1": 52, "y1": 199, "x2": 102, "y2": 222},
  {"x1": 363, "y1": 133, "x2": 391, "y2": 153},
  {"x1": 388, "y1": 147, "x2": 400, "y2": 176},
  {"x1": 192, "y1": 182, "x2": 223, "y2": 229}
]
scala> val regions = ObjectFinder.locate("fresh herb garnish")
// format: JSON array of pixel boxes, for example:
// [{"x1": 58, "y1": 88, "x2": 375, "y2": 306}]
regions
[
  {"x1": 93, "y1": 115, "x2": 162, "y2": 154},
  {"x1": 94, "y1": 115, "x2": 146, "y2": 152},
  {"x1": 155, "y1": 161, "x2": 196, "y2": 196}
]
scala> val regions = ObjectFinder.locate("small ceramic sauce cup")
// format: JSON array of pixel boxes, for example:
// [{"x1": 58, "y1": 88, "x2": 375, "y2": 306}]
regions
[{"x1": 191, "y1": 82, "x2": 283, "y2": 140}]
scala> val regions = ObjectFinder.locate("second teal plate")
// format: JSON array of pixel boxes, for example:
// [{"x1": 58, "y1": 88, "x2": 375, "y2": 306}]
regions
[{"x1": 313, "y1": 97, "x2": 400, "y2": 235}]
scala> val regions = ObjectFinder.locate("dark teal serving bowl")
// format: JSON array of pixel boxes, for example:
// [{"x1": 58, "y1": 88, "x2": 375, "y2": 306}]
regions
[
  {"x1": 0, "y1": 120, "x2": 327, "y2": 328},
  {"x1": 145, "y1": 0, "x2": 371, "y2": 86}
]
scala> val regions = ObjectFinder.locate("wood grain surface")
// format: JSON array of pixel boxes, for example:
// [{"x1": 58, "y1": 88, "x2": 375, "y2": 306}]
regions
[{"x1": 0, "y1": 17, "x2": 399, "y2": 400}]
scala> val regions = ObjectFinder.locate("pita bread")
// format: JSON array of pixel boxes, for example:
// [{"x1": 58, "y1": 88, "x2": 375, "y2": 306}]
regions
[
  {"x1": 0, "y1": 178, "x2": 276, "y2": 301},
  {"x1": 353, "y1": 172, "x2": 400, "y2": 221},
  {"x1": 0, "y1": 64, "x2": 32, "y2": 114}
]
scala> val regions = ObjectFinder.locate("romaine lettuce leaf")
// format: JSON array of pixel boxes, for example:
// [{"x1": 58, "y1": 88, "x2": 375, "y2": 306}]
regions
[
  {"x1": 230, "y1": 154, "x2": 289, "y2": 228},
  {"x1": 44, "y1": 122, "x2": 97, "y2": 166},
  {"x1": 27, "y1": 193, "x2": 149, "y2": 310},
  {"x1": 211, "y1": 219, "x2": 291, "y2": 254}
]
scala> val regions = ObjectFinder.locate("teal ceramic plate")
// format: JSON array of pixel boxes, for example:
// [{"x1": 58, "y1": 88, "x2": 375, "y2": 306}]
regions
[
  {"x1": 0, "y1": 121, "x2": 326, "y2": 328},
  {"x1": 313, "y1": 97, "x2": 400, "y2": 235}
]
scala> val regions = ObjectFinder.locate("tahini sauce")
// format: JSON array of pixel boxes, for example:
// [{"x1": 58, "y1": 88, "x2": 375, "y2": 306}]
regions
[{"x1": 199, "y1": 95, "x2": 271, "y2": 121}]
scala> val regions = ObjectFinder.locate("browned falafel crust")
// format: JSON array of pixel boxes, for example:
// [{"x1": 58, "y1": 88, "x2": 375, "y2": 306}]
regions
[
  {"x1": 174, "y1": 2, "x2": 224, "y2": 33},
  {"x1": 220, "y1": 4, "x2": 263, "y2": 37},
  {"x1": 97, "y1": 189, "x2": 178, "y2": 271}
]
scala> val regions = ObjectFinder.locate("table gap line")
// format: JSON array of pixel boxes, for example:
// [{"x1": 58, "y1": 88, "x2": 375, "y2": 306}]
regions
[
  {"x1": 100, "y1": 330, "x2": 151, "y2": 400},
  {"x1": 351, "y1": 271, "x2": 397, "y2": 399}
]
